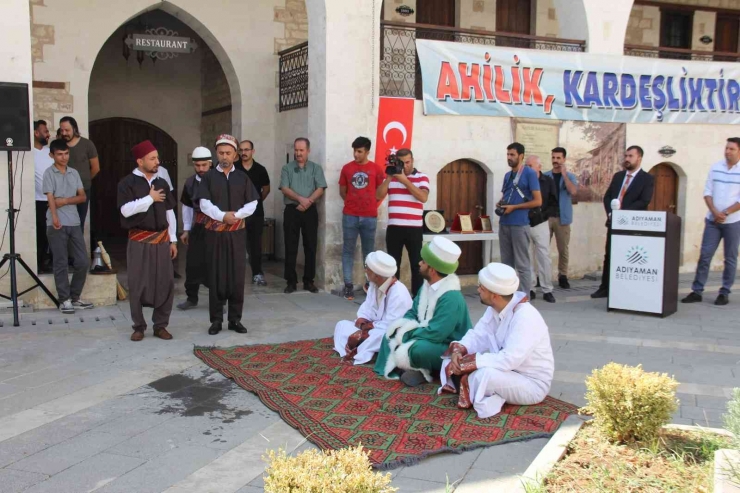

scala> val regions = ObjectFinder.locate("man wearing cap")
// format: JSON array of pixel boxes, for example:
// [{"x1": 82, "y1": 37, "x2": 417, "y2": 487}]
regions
[
  {"x1": 118, "y1": 140, "x2": 178, "y2": 341},
  {"x1": 196, "y1": 134, "x2": 260, "y2": 335},
  {"x1": 439, "y1": 263, "x2": 554, "y2": 419},
  {"x1": 374, "y1": 236, "x2": 472, "y2": 386},
  {"x1": 177, "y1": 147, "x2": 213, "y2": 310},
  {"x1": 334, "y1": 251, "x2": 413, "y2": 365}
]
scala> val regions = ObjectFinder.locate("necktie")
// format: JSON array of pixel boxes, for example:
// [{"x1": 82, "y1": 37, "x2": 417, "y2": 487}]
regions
[{"x1": 619, "y1": 173, "x2": 633, "y2": 202}]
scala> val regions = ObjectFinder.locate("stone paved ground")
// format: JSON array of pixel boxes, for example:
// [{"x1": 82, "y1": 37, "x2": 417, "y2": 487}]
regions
[{"x1": 0, "y1": 267, "x2": 737, "y2": 493}]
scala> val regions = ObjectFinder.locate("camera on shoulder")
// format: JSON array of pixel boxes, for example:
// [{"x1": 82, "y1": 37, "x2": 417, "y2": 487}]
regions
[{"x1": 385, "y1": 152, "x2": 403, "y2": 176}]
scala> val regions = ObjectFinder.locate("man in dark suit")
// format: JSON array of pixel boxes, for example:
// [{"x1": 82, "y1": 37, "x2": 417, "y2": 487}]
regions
[{"x1": 591, "y1": 146, "x2": 655, "y2": 299}]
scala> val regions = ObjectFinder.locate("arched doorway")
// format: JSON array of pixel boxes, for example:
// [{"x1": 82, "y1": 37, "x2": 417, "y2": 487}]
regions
[
  {"x1": 437, "y1": 159, "x2": 487, "y2": 275},
  {"x1": 648, "y1": 163, "x2": 678, "y2": 213},
  {"x1": 89, "y1": 118, "x2": 177, "y2": 246}
]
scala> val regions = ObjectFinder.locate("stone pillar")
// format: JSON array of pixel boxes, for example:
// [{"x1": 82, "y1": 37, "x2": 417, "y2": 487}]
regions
[
  {"x1": 553, "y1": 0, "x2": 634, "y2": 55},
  {"x1": 306, "y1": 0, "x2": 383, "y2": 289}
]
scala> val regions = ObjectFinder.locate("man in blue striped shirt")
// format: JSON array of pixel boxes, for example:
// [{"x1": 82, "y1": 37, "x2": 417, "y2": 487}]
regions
[{"x1": 683, "y1": 138, "x2": 740, "y2": 306}]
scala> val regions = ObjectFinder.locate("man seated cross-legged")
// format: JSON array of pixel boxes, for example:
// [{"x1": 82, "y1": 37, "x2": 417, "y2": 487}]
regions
[
  {"x1": 439, "y1": 263, "x2": 554, "y2": 419},
  {"x1": 374, "y1": 236, "x2": 472, "y2": 387},
  {"x1": 334, "y1": 251, "x2": 413, "y2": 365}
]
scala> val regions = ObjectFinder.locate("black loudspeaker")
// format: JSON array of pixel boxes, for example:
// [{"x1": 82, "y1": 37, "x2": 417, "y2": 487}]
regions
[{"x1": 0, "y1": 82, "x2": 31, "y2": 151}]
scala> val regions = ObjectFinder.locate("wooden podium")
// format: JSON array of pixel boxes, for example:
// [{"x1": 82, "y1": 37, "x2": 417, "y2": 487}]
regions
[{"x1": 607, "y1": 210, "x2": 682, "y2": 317}]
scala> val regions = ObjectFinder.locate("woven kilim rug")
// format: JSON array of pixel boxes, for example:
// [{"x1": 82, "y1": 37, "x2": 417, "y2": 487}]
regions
[{"x1": 194, "y1": 337, "x2": 577, "y2": 469}]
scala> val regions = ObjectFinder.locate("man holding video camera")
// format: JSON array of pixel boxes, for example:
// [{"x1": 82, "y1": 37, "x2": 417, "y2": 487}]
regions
[
  {"x1": 376, "y1": 148, "x2": 430, "y2": 297},
  {"x1": 496, "y1": 143, "x2": 542, "y2": 297}
]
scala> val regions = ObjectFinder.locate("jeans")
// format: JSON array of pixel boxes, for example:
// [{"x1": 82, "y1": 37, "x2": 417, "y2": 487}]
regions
[
  {"x1": 77, "y1": 188, "x2": 90, "y2": 232},
  {"x1": 692, "y1": 219, "x2": 740, "y2": 295},
  {"x1": 283, "y1": 205, "x2": 318, "y2": 285},
  {"x1": 385, "y1": 225, "x2": 423, "y2": 296},
  {"x1": 246, "y1": 213, "x2": 264, "y2": 276},
  {"x1": 499, "y1": 224, "x2": 532, "y2": 295},
  {"x1": 47, "y1": 225, "x2": 89, "y2": 301},
  {"x1": 342, "y1": 214, "x2": 377, "y2": 285}
]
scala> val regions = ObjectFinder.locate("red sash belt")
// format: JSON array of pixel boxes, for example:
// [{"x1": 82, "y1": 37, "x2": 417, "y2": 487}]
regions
[
  {"x1": 194, "y1": 212, "x2": 208, "y2": 225},
  {"x1": 128, "y1": 229, "x2": 169, "y2": 244},
  {"x1": 204, "y1": 217, "x2": 245, "y2": 232}
]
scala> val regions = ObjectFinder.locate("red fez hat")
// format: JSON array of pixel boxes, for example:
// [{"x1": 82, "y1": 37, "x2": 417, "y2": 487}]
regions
[{"x1": 131, "y1": 140, "x2": 157, "y2": 160}]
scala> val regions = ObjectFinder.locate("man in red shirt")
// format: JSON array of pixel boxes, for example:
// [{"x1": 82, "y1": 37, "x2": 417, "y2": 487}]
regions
[{"x1": 339, "y1": 137, "x2": 384, "y2": 300}]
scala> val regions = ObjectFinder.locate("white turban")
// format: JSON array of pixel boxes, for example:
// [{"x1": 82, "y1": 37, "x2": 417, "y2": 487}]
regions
[
  {"x1": 366, "y1": 251, "x2": 397, "y2": 278},
  {"x1": 479, "y1": 263, "x2": 519, "y2": 295}
]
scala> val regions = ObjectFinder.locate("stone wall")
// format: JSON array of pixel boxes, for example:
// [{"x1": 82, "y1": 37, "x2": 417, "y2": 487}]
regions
[
  {"x1": 459, "y1": 0, "x2": 496, "y2": 31},
  {"x1": 625, "y1": 5, "x2": 661, "y2": 47},
  {"x1": 274, "y1": 0, "x2": 308, "y2": 53}
]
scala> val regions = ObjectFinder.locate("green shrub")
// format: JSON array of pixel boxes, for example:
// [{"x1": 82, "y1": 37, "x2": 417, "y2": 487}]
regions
[
  {"x1": 263, "y1": 444, "x2": 397, "y2": 493},
  {"x1": 581, "y1": 362, "x2": 679, "y2": 443},
  {"x1": 724, "y1": 388, "x2": 740, "y2": 449}
]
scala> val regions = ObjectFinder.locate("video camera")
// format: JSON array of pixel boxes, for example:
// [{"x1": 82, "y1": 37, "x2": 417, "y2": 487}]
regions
[{"x1": 385, "y1": 152, "x2": 403, "y2": 176}]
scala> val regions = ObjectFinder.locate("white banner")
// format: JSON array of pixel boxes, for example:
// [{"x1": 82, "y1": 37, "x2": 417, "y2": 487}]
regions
[{"x1": 416, "y1": 39, "x2": 740, "y2": 124}]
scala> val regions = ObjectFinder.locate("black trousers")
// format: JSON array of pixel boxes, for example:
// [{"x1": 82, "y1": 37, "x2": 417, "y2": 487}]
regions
[
  {"x1": 283, "y1": 205, "x2": 318, "y2": 285},
  {"x1": 206, "y1": 229, "x2": 246, "y2": 323},
  {"x1": 599, "y1": 226, "x2": 612, "y2": 290},
  {"x1": 385, "y1": 225, "x2": 423, "y2": 297},
  {"x1": 246, "y1": 213, "x2": 264, "y2": 276},
  {"x1": 35, "y1": 201, "x2": 50, "y2": 271},
  {"x1": 184, "y1": 224, "x2": 208, "y2": 302}
]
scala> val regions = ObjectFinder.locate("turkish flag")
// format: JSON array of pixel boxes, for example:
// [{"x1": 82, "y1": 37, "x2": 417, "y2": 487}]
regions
[{"x1": 374, "y1": 97, "x2": 415, "y2": 166}]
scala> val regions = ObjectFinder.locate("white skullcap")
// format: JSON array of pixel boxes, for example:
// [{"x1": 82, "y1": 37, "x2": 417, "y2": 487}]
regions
[
  {"x1": 366, "y1": 251, "x2": 397, "y2": 278},
  {"x1": 479, "y1": 263, "x2": 519, "y2": 295},
  {"x1": 192, "y1": 146, "x2": 212, "y2": 160}
]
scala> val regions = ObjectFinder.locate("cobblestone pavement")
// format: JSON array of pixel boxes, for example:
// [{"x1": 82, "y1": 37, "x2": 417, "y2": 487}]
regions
[{"x1": 0, "y1": 269, "x2": 736, "y2": 492}]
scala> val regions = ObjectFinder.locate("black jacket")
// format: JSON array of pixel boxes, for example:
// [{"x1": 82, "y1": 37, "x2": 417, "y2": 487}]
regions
[
  {"x1": 530, "y1": 173, "x2": 558, "y2": 227},
  {"x1": 603, "y1": 169, "x2": 654, "y2": 216}
]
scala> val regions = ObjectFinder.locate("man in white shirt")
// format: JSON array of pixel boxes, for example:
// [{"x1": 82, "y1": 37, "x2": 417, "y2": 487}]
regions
[
  {"x1": 34, "y1": 120, "x2": 53, "y2": 273},
  {"x1": 683, "y1": 138, "x2": 740, "y2": 306},
  {"x1": 439, "y1": 263, "x2": 554, "y2": 419},
  {"x1": 334, "y1": 251, "x2": 413, "y2": 365}
]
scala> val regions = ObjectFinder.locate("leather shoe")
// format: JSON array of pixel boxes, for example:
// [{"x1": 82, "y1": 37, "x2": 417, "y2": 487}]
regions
[
  {"x1": 530, "y1": 290, "x2": 536, "y2": 300},
  {"x1": 130, "y1": 331, "x2": 144, "y2": 342},
  {"x1": 590, "y1": 288, "x2": 608, "y2": 299},
  {"x1": 715, "y1": 294, "x2": 729, "y2": 306},
  {"x1": 682, "y1": 292, "x2": 702, "y2": 303},
  {"x1": 228, "y1": 321, "x2": 248, "y2": 334},
  {"x1": 284, "y1": 284, "x2": 297, "y2": 294},
  {"x1": 177, "y1": 299, "x2": 197, "y2": 310},
  {"x1": 304, "y1": 282, "x2": 319, "y2": 293},
  {"x1": 153, "y1": 327, "x2": 173, "y2": 340},
  {"x1": 543, "y1": 292, "x2": 556, "y2": 303},
  {"x1": 400, "y1": 370, "x2": 427, "y2": 387},
  {"x1": 208, "y1": 322, "x2": 222, "y2": 335},
  {"x1": 558, "y1": 275, "x2": 571, "y2": 289}
]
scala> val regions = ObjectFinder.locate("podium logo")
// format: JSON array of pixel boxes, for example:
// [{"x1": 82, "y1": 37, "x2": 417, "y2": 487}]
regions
[
  {"x1": 626, "y1": 246, "x2": 648, "y2": 265},
  {"x1": 616, "y1": 216, "x2": 629, "y2": 226}
]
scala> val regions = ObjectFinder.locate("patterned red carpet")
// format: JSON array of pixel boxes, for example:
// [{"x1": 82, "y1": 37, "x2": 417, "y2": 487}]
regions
[{"x1": 194, "y1": 338, "x2": 577, "y2": 469}]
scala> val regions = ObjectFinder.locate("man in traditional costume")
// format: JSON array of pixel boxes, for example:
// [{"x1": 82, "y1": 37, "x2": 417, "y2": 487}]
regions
[
  {"x1": 334, "y1": 251, "x2": 413, "y2": 365},
  {"x1": 118, "y1": 140, "x2": 177, "y2": 342},
  {"x1": 177, "y1": 146, "x2": 213, "y2": 310},
  {"x1": 439, "y1": 263, "x2": 554, "y2": 419},
  {"x1": 196, "y1": 134, "x2": 259, "y2": 335},
  {"x1": 374, "y1": 236, "x2": 472, "y2": 387}
]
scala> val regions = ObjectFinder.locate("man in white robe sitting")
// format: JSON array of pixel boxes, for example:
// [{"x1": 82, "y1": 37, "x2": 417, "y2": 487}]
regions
[
  {"x1": 439, "y1": 263, "x2": 554, "y2": 419},
  {"x1": 334, "y1": 251, "x2": 413, "y2": 365}
]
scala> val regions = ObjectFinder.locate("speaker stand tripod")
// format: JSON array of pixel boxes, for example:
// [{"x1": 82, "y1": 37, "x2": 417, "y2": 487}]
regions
[{"x1": 0, "y1": 150, "x2": 58, "y2": 326}]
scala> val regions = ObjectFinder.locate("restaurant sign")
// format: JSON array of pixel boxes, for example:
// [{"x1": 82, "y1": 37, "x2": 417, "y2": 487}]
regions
[{"x1": 125, "y1": 34, "x2": 198, "y2": 54}]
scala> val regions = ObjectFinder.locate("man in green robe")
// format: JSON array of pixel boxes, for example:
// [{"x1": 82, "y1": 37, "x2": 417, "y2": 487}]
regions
[{"x1": 374, "y1": 236, "x2": 472, "y2": 386}]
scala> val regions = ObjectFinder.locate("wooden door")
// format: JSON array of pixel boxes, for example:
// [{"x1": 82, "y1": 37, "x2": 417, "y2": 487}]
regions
[
  {"x1": 414, "y1": 0, "x2": 456, "y2": 99},
  {"x1": 89, "y1": 118, "x2": 177, "y2": 248},
  {"x1": 437, "y1": 160, "x2": 487, "y2": 275},
  {"x1": 648, "y1": 163, "x2": 678, "y2": 214},
  {"x1": 715, "y1": 15, "x2": 740, "y2": 61},
  {"x1": 496, "y1": 0, "x2": 532, "y2": 48}
]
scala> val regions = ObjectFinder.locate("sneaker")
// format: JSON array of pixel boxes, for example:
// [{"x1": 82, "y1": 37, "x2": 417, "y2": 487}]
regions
[
  {"x1": 715, "y1": 294, "x2": 729, "y2": 306},
  {"x1": 59, "y1": 300, "x2": 74, "y2": 314},
  {"x1": 177, "y1": 299, "x2": 197, "y2": 310},
  {"x1": 71, "y1": 299, "x2": 94, "y2": 310},
  {"x1": 681, "y1": 292, "x2": 702, "y2": 303},
  {"x1": 558, "y1": 275, "x2": 571, "y2": 289},
  {"x1": 253, "y1": 274, "x2": 267, "y2": 286},
  {"x1": 590, "y1": 288, "x2": 608, "y2": 299},
  {"x1": 543, "y1": 292, "x2": 556, "y2": 303},
  {"x1": 343, "y1": 284, "x2": 355, "y2": 300}
]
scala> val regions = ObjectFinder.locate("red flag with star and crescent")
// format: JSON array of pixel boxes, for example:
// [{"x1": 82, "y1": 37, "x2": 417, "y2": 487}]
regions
[{"x1": 374, "y1": 97, "x2": 415, "y2": 165}]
